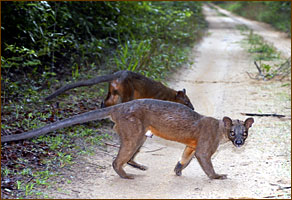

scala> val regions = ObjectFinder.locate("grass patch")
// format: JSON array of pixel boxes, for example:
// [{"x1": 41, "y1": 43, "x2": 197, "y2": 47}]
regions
[{"x1": 245, "y1": 30, "x2": 280, "y2": 61}]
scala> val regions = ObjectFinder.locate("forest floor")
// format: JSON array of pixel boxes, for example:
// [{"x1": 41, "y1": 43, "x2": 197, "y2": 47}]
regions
[{"x1": 40, "y1": 5, "x2": 291, "y2": 199}]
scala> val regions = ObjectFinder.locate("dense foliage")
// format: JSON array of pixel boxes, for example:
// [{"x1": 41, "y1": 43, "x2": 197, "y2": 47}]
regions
[
  {"x1": 214, "y1": 1, "x2": 291, "y2": 36},
  {"x1": 2, "y1": 1, "x2": 206, "y2": 105}
]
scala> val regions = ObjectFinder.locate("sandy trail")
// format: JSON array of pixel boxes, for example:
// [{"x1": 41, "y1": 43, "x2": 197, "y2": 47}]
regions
[
  {"x1": 44, "y1": 5, "x2": 291, "y2": 199},
  {"x1": 212, "y1": 4, "x2": 291, "y2": 58}
]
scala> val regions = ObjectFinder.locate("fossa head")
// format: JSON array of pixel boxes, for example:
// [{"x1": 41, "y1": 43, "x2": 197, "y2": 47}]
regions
[
  {"x1": 223, "y1": 117, "x2": 254, "y2": 147},
  {"x1": 175, "y1": 88, "x2": 194, "y2": 110}
]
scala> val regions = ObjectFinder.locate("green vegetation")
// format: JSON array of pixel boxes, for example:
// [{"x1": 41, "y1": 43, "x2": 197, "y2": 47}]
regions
[
  {"x1": 246, "y1": 29, "x2": 280, "y2": 61},
  {"x1": 237, "y1": 24, "x2": 291, "y2": 81},
  {"x1": 215, "y1": 1, "x2": 291, "y2": 36},
  {"x1": 2, "y1": 1, "x2": 206, "y2": 105},
  {"x1": 1, "y1": 2, "x2": 207, "y2": 198}
]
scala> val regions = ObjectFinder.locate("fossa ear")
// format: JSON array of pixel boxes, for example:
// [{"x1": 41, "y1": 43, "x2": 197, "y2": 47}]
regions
[
  {"x1": 223, "y1": 116, "x2": 232, "y2": 129},
  {"x1": 244, "y1": 118, "x2": 254, "y2": 129},
  {"x1": 176, "y1": 90, "x2": 186, "y2": 97},
  {"x1": 182, "y1": 88, "x2": 186, "y2": 94}
]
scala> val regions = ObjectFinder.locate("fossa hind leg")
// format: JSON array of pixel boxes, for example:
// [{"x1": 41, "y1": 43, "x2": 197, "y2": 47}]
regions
[
  {"x1": 112, "y1": 117, "x2": 147, "y2": 179},
  {"x1": 174, "y1": 146, "x2": 196, "y2": 176},
  {"x1": 127, "y1": 136, "x2": 148, "y2": 171}
]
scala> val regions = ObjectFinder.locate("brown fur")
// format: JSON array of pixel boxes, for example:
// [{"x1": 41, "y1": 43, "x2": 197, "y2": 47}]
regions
[
  {"x1": 45, "y1": 70, "x2": 194, "y2": 110},
  {"x1": 2, "y1": 99, "x2": 254, "y2": 180},
  {"x1": 102, "y1": 71, "x2": 194, "y2": 110},
  {"x1": 109, "y1": 100, "x2": 253, "y2": 179}
]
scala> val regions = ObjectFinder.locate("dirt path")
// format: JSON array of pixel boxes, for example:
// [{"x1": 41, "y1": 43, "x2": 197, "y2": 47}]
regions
[
  {"x1": 212, "y1": 4, "x2": 291, "y2": 58},
  {"x1": 43, "y1": 5, "x2": 291, "y2": 199}
]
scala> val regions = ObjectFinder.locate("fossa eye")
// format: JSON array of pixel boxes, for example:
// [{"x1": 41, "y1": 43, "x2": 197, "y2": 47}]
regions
[{"x1": 230, "y1": 131, "x2": 235, "y2": 136}]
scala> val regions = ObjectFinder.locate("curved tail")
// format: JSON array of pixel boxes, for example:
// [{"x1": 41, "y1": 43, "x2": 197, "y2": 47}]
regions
[
  {"x1": 44, "y1": 71, "x2": 123, "y2": 101},
  {"x1": 1, "y1": 107, "x2": 113, "y2": 143}
]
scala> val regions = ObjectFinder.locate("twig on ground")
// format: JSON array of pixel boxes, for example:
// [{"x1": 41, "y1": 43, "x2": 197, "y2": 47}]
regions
[
  {"x1": 246, "y1": 71, "x2": 258, "y2": 80},
  {"x1": 241, "y1": 112, "x2": 286, "y2": 118},
  {"x1": 104, "y1": 142, "x2": 120, "y2": 148},
  {"x1": 145, "y1": 147, "x2": 166, "y2": 153}
]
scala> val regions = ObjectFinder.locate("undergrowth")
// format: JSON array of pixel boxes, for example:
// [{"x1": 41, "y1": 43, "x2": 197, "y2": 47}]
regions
[{"x1": 1, "y1": 84, "x2": 113, "y2": 199}]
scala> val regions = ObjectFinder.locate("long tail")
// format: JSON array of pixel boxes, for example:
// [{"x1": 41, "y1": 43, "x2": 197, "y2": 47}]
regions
[
  {"x1": 44, "y1": 71, "x2": 123, "y2": 101},
  {"x1": 1, "y1": 107, "x2": 113, "y2": 143}
]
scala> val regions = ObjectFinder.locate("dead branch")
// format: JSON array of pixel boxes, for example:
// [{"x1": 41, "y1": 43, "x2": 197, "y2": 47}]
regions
[
  {"x1": 249, "y1": 58, "x2": 291, "y2": 81},
  {"x1": 254, "y1": 61, "x2": 263, "y2": 76},
  {"x1": 241, "y1": 112, "x2": 285, "y2": 118}
]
